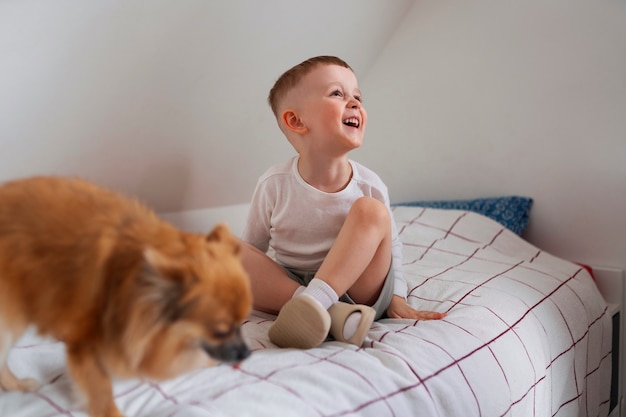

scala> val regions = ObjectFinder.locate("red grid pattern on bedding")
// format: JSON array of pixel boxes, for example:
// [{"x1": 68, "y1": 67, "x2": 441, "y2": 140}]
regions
[{"x1": 1, "y1": 207, "x2": 612, "y2": 417}]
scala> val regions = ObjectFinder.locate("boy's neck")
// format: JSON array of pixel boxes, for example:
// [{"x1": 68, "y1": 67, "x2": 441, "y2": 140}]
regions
[{"x1": 297, "y1": 155, "x2": 352, "y2": 193}]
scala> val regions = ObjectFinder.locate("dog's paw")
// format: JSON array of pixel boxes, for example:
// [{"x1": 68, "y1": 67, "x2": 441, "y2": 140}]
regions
[
  {"x1": 1, "y1": 377, "x2": 39, "y2": 392},
  {"x1": 18, "y1": 377, "x2": 39, "y2": 392},
  {"x1": 107, "y1": 408, "x2": 124, "y2": 417}
]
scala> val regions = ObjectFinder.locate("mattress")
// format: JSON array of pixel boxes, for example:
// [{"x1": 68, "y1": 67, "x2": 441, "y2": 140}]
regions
[{"x1": 0, "y1": 206, "x2": 612, "y2": 417}]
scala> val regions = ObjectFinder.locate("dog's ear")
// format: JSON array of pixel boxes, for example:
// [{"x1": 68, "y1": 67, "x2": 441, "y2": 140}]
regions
[
  {"x1": 143, "y1": 247, "x2": 178, "y2": 274},
  {"x1": 206, "y1": 223, "x2": 241, "y2": 255},
  {"x1": 125, "y1": 248, "x2": 190, "y2": 371},
  {"x1": 140, "y1": 248, "x2": 189, "y2": 321}
]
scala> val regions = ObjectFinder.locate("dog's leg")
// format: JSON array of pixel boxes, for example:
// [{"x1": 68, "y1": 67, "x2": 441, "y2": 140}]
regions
[
  {"x1": 0, "y1": 320, "x2": 38, "y2": 392},
  {"x1": 66, "y1": 343, "x2": 123, "y2": 417}
]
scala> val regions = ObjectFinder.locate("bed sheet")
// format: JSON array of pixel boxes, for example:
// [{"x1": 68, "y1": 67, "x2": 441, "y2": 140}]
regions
[{"x1": 0, "y1": 206, "x2": 612, "y2": 417}]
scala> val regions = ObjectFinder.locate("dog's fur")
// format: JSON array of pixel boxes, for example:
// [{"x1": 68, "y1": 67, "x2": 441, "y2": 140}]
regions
[{"x1": 0, "y1": 176, "x2": 252, "y2": 417}]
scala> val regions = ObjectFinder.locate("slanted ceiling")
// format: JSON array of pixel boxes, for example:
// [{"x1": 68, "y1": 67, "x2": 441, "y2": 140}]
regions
[{"x1": 0, "y1": 0, "x2": 414, "y2": 212}]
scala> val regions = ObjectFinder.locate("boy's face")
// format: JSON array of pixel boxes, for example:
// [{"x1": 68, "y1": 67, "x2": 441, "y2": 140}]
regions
[{"x1": 290, "y1": 64, "x2": 367, "y2": 156}]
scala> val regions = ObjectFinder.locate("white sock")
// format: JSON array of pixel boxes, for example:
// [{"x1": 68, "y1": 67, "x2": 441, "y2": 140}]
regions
[
  {"x1": 293, "y1": 285, "x2": 306, "y2": 297},
  {"x1": 298, "y1": 278, "x2": 338, "y2": 310},
  {"x1": 343, "y1": 312, "x2": 362, "y2": 340}
]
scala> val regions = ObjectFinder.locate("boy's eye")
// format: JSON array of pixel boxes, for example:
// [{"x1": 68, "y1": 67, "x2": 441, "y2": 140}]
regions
[{"x1": 330, "y1": 89, "x2": 343, "y2": 97}]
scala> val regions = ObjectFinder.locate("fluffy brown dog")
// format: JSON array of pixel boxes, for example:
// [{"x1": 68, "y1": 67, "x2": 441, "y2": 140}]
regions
[{"x1": 0, "y1": 176, "x2": 252, "y2": 417}]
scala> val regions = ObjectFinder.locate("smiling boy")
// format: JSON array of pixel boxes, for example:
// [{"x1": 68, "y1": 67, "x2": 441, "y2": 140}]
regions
[{"x1": 240, "y1": 56, "x2": 444, "y2": 349}]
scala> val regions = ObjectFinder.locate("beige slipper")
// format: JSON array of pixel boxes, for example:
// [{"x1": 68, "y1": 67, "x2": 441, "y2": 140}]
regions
[
  {"x1": 268, "y1": 295, "x2": 331, "y2": 349},
  {"x1": 328, "y1": 302, "x2": 375, "y2": 346}
]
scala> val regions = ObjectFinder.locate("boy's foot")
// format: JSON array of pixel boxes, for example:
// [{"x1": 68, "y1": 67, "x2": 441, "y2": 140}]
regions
[
  {"x1": 268, "y1": 295, "x2": 331, "y2": 349},
  {"x1": 328, "y1": 302, "x2": 375, "y2": 346}
]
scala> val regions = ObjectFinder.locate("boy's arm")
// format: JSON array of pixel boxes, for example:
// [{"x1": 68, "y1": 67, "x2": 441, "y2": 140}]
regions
[
  {"x1": 387, "y1": 296, "x2": 446, "y2": 320},
  {"x1": 241, "y1": 180, "x2": 272, "y2": 253},
  {"x1": 387, "y1": 203, "x2": 445, "y2": 320},
  {"x1": 389, "y1": 212, "x2": 407, "y2": 299}
]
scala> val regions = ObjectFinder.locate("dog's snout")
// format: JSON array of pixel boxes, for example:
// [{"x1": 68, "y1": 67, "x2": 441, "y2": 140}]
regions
[
  {"x1": 202, "y1": 338, "x2": 251, "y2": 363},
  {"x1": 233, "y1": 343, "x2": 251, "y2": 361}
]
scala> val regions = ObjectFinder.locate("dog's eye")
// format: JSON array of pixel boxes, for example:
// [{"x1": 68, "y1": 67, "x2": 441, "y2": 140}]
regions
[
  {"x1": 211, "y1": 323, "x2": 234, "y2": 340},
  {"x1": 211, "y1": 326, "x2": 233, "y2": 341}
]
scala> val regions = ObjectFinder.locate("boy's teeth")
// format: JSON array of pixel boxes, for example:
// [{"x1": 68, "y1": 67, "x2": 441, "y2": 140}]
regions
[{"x1": 343, "y1": 118, "x2": 359, "y2": 127}]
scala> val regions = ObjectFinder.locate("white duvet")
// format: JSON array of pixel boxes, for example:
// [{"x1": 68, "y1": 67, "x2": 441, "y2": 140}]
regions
[{"x1": 1, "y1": 206, "x2": 612, "y2": 417}]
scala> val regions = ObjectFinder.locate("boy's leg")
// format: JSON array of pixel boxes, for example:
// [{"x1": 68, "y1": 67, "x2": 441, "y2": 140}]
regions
[
  {"x1": 239, "y1": 242, "x2": 300, "y2": 315},
  {"x1": 315, "y1": 196, "x2": 392, "y2": 305},
  {"x1": 268, "y1": 197, "x2": 392, "y2": 348},
  {"x1": 315, "y1": 197, "x2": 391, "y2": 344},
  {"x1": 240, "y1": 242, "x2": 332, "y2": 348}
]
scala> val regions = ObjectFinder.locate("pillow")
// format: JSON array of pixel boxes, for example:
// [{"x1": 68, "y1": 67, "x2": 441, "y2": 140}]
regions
[{"x1": 394, "y1": 196, "x2": 533, "y2": 235}]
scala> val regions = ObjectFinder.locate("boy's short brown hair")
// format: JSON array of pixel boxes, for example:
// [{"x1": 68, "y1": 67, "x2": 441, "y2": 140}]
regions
[{"x1": 268, "y1": 56, "x2": 352, "y2": 118}]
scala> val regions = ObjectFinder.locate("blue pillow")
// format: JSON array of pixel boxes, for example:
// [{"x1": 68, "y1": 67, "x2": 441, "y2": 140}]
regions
[{"x1": 394, "y1": 196, "x2": 533, "y2": 235}]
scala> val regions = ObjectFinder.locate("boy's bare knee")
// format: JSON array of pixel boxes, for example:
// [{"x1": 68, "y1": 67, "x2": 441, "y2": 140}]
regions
[{"x1": 350, "y1": 197, "x2": 390, "y2": 226}]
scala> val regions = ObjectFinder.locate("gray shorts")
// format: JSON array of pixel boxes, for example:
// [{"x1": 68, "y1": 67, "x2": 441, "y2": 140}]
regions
[{"x1": 283, "y1": 261, "x2": 395, "y2": 320}]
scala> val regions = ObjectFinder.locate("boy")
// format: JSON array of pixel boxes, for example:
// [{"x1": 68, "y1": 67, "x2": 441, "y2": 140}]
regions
[{"x1": 240, "y1": 56, "x2": 444, "y2": 349}]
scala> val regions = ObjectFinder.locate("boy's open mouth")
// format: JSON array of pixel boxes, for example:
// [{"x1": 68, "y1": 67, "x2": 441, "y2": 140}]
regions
[{"x1": 343, "y1": 117, "x2": 360, "y2": 128}]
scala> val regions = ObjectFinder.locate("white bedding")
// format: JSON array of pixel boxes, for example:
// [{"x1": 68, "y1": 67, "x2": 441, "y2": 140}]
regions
[{"x1": 0, "y1": 206, "x2": 612, "y2": 417}]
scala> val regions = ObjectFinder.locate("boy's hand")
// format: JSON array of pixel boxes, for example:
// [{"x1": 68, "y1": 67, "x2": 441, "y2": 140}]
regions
[{"x1": 386, "y1": 295, "x2": 446, "y2": 320}]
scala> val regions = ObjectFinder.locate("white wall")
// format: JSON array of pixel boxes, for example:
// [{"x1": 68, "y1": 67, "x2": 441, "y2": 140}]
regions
[
  {"x1": 358, "y1": 0, "x2": 626, "y2": 270},
  {"x1": 1, "y1": 0, "x2": 624, "y2": 271},
  {"x1": 0, "y1": 0, "x2": 412, "y2": 211},
  {"x1": 159, "y1": 203, "x2": 250, "y2": 237}
]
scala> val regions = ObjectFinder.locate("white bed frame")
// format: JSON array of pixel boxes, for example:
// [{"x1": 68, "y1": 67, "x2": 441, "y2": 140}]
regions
[{"x1": 594, "y1": 266, "x2": 626, "y2": 417}]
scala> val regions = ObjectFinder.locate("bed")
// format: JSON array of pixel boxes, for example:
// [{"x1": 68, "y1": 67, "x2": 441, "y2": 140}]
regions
[{"x1": 0, "y1": 201, "x2": 613, "y2": 417}]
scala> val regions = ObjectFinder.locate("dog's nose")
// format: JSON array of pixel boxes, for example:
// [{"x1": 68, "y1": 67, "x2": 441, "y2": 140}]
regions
[
  {"x1": 234, "y1": 343, "x2": 251, "y2": 361},
  {"x1": 202, "y1": 340, "x2": 251, "y2": 363}
]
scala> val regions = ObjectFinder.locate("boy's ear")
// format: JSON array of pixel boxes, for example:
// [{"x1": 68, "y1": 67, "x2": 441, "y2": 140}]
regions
[{"x1": 281, "y1": 109, "x2": 308, "y2": 134}]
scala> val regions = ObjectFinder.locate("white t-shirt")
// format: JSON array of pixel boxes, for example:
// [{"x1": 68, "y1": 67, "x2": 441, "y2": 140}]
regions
[{"x1": 242, "y1": 156, "x2": 407, "y2": 298}]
